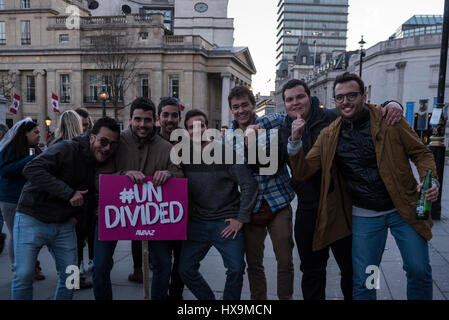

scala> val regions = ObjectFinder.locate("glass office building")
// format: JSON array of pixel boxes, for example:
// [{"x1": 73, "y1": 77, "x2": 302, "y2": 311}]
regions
[{"x1": 276, "y1": 0, "x2": 349, "y2": 67}]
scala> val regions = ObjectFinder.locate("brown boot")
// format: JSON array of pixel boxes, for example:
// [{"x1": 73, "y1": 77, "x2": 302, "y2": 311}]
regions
[
  {"x1": 34, "y1": 260, "x2": 45, "y2": 281},
  {"x1": 128, "y1": 268, "x2": 143, "y2": 283}
]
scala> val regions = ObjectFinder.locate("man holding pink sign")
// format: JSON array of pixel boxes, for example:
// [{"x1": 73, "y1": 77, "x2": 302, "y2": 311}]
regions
[{"x1": 93, "y1": 97, "x2": 183, "y2": 300}]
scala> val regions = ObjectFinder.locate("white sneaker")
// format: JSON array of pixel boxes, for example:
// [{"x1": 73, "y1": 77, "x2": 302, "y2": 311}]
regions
[{"x1": 87, "y1": 260, "x2": 94, "y2": 273}]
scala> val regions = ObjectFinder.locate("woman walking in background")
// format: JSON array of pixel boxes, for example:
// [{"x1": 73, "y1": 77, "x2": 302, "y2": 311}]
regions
[{"x1": 0, "y1": 118, "x2": 45, "y2": 280}]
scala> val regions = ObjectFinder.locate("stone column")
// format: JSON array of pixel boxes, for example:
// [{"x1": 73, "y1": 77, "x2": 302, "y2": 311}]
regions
[
  {"x1": 33, "y1": 69, "x2": 47, "y2": 142},
  {"x1": 395, "y1": 61, "x2": 407, "y2": 104},
  {"x1": 0, "y1": 95, "x2": 8, "y2": 124},
  {"x1": 221, "y1": 73, "x2": 231, "y2": 126},
  {"x1": 152, "y1": 69, "x2": 163, "y2": 103},
  {"x1": 46, "y1": 69, "x2": 57, "y2": 133},
  {"x1": 8, "y1": 70, "x2": 22, "y2": 122}
]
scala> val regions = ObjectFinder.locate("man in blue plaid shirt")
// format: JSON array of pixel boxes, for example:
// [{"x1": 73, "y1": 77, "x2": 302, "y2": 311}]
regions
[{"x1": 227, "y1": 86, "x2": 295, "y2": 300}]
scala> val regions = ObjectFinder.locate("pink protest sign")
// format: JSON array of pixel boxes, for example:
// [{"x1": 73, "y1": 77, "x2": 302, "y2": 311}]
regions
[{"x1": 98, "y1": 174, "x2": 188, "y2": 241}]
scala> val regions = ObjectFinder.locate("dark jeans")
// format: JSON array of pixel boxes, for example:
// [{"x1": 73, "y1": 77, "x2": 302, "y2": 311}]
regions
[
  {"x1": 168, "y1": 241, "x2": 184, "y2": 300},
  {"x1": 132, "y1": 240, "x2": 184, "y2": 300},
  {"x1": 92, "y1": 224, "x2": 117, "y2": 300},
  {"x1": 76, "y1": 212, "x2": 95, "y2": 266},
  {"x1": 132, "y1": 240, "x2": 143, "y2": 269},
  {"x1": 294, "y1": 207, "x2": 353, "y2": 300},
  {"x1": 179, "y1": 218, "x2": 246, "y2": 300}
]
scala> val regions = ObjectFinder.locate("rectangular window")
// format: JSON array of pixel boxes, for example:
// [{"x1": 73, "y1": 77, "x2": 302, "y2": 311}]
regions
[
  {"x1": 21, "y1": 21, "x2": 31, "y2": 45},
  {"x1": 168, "y1": 75, "x2": 179, "y2": 99},
  {"x1": 60, "y1": 74, "x2": 70, "y2": 103},
  {"x1": 59, "y1": 34, "x2": 69, "y2": 43},
  {"x1": 0, "y1": 22, "x2": 5, "y2": 45},
  {"x1": 26, "y1": 75, "x2": 35, "y2": 102},
  {"x1": 139, "y1": 32, "x2": 148, "y2": 40},
  {"x1": 21, "y1": 0, "x2": 30, "y2": 8},
  {"x1": 0, "y1": 0, "x2": 4, "y2": 10},
  {"x1": 89, "y1": 75, "x2": 98, "y2": 102},
  {"x1": 140, "y1": 75, "x2": 149, "y2": 98}
]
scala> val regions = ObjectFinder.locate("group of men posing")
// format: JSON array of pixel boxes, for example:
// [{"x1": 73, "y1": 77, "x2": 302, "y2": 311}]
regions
[{"x1": 11, "y1": 71, "x2": 439, "y2": 300}]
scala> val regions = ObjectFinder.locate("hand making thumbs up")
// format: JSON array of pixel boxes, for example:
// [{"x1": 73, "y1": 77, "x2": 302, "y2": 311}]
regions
[{"x1": 291, "y1": 110, "x2": 306, "y2": 141}]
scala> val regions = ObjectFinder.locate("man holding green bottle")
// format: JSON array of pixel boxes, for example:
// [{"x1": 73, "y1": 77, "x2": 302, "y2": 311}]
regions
[{"x1": 288, "y1": 72, "x2": 439, "y2": 300}]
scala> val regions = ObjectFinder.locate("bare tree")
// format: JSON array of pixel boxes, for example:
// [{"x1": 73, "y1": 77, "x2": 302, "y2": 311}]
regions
[{"x1": 88, "y1": 31, "x2": 139, "y2": 119}]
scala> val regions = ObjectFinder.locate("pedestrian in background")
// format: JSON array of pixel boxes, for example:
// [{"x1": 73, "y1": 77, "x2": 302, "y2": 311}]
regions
[
  {"x1": 0, "y1": 118, "x2": 45, "y2": 280},
  {"x1": 0, "y1": 123, "x2": 9, "y2": 255}
]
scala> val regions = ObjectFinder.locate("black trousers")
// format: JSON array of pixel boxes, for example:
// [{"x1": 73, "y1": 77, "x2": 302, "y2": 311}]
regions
[
  {"x1": 76, "y1": 212, "x2": 95, "y2": 266},
  {"x1": 131, "y1": 240, "x2": 184, "y2": 300},
  {"x1": 294, "y1": 207, "x2": 353, "y2": 300}
]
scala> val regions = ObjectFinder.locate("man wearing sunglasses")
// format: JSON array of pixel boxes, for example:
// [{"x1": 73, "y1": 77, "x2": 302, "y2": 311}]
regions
[
  {"x1": 288, "y1": 72, "x2": 439, "y2": 300},
  {"x1": 11, "y1": 117, "x2": 120, "y2": 300},
  {"x1": 93, "y1": 97, "x2": 183, "y2": 301}
]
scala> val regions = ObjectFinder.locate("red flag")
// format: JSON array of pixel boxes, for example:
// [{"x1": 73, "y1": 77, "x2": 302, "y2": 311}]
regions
[
  {"x1": 9, "y1": 94, "x2": 20, "y2": 114},
  {"x1": 52, "y1": 93, "x2": 60, "y2": 113}
]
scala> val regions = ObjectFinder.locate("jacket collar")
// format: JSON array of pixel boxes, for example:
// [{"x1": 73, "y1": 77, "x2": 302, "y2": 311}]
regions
[
  {"x1": 231, "y1": 113, "x2": 259, "y2": 130},
  {"x1": 341, "y1": 105, "x2": 370, "y2": 129},
  {"x1": 74, "y1": 132, "x2": 96, "y2": 165},
  {"x1": 127, "y1": 125, "x2": 157, "y2": 145}
]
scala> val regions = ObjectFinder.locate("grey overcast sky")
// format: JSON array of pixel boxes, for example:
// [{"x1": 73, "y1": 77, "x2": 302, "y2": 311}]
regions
[{"x1": 228, "y1": 0, "x2": 444, "y2": 96}]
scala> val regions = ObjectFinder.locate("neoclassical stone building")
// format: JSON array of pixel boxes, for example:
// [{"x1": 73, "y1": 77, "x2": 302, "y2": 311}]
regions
[{"x1": 0, "y1": 0, "x2": 255, "y2": 137}]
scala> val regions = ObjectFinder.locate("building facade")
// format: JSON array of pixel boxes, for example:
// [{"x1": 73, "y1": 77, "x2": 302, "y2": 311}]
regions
[
  {"x1": 276, "y1": 0, "x2": 348, "y2": 69},
  {"x1": 89, "y1": 0, "x2": 234, "y2": 47},
  {"x1": 0, "y1": 0, "x2": 255, "y2": 137}
]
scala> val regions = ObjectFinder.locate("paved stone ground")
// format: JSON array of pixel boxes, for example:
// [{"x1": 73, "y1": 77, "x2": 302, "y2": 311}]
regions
[{"x1": 0, "y1": 164, "x2": 448, "y2": 300}]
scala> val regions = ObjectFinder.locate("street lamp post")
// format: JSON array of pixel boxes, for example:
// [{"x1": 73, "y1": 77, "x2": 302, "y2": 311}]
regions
[
  {"x1": 428, "y1": 0, "x2": 449, "y2": 220},
  {"x1": 312, "y1": 32, "x2": 323, "y2": 74},
  {"x1": 99, "y1": 90, "x2": 109, "y2": 118},
  {"x1": 359, "y1": 35, "x2": 366, "y2": 78},
  {"x1": 45, "y1": 116, "x2": 52, "y2": 133}
]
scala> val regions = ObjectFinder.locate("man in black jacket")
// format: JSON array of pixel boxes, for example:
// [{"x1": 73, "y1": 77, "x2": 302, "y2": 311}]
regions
[{"x1": 11, "y1": 117, "x2": 120, "y2": 300}]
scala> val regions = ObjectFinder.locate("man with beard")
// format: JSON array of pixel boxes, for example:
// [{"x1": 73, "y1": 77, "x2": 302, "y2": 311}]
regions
[
  {"x1": 288, "y1": 72, "x2": 439, "y2": 300},
  {"x1": 12, "y1": 117, "x2": 120, "y2": 300},
  {"x1": 93, "y1": 97, "x2": 183, "y2": 300}
]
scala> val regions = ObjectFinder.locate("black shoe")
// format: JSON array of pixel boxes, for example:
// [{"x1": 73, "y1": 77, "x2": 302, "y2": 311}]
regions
[{"x1": 79, "y1": 275, "x2": 93, "y2": 289}]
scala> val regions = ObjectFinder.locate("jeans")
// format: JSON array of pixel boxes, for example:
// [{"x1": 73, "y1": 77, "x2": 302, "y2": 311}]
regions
[
  {"x1": 352, "y1": 211, "x2": 432, "y2": 300},
  {"x1": 168, "y1": 240, "x2": 185, "y2": 300},
  {"x1": 148, "y1": 241, "x2": 172, "y2": 300},
  {"x1": 295, "y1": 208, "x2": 353, "y2": 300},
  {"x1": 92, "y1": 223, "x2": 117, "y2": 300},
  {"x1": 0, "y1": 206, "x2": 3, "y2": 233},
  {"x1": 179, "y1": 217, "x2": 246, "y2": 300},
  {"x1": 0, "y1": 201, "x2": 18, "y2": 265},
  {"x1": 12, "y1": 212, "x2": 77, "y2": 300},
  {"x1": 244, "y1": 205, "x2": 294, "y2": 300}
]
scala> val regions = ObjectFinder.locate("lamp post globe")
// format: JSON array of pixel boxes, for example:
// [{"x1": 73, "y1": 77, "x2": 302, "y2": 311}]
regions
[{"x1": 99, "y1": 90, "x2": 109, "y2": 118}]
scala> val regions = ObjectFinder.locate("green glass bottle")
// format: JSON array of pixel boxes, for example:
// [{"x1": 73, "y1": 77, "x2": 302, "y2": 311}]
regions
[{"x1": 416, "y1": 170, "x2": 432, "y2": 220}]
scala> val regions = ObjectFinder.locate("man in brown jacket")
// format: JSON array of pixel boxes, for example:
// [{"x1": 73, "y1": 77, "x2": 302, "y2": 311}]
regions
[
  {"x1": 93, "y1": 97, "x2": 183, "y2": 300},
  {"x1": 288, "y1": 72, "x2": 439, "y2": 300}
]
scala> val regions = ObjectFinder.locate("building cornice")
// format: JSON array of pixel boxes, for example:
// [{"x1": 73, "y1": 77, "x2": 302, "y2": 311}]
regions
[{"x1": 0, "y1": 9, "x2": 59, "y2": 15}]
